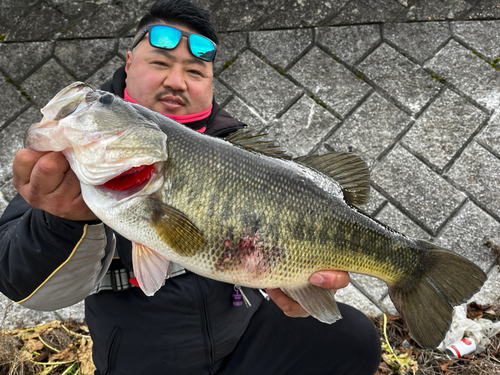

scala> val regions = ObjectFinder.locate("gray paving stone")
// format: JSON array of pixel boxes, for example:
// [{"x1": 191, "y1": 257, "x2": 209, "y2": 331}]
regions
[
  {"x1": 405, "y1": 0, "x2": 472, "y2": 21},
  {"x1": 452, "y1": 20, "x2": 500, "y2": 61},
  {"x1": 220, "y1": 51, "x2": 301, "y2": 120},
  {"x1": 477, "y1": 107, "x2": 500, "y2": 156},
  {"x1": 0, "y1": 106, "x2": 39, "y2": 185},
  {"x1": 328, "y1": 0, "x2": 406, "y2": 24},
  {"x1": 190, "y1": 0, "x2": 220, "y2": 14},
  {"x1": 361, "y1": 188, "x2": 386, "y2": 216},
  {"x1": 212, "y1": 0, "x2": 266, "y2": 32},
  {"x1": 212, "y1": 78, "x2": 232, "y2": 105},
  {"x1": 379, "y1": 294, "x2": 398, "y2": 315},
  {"x1": 0, "y1": 17, "x2": 9, "y2": 35},
  {"x1": 265, "y1": 95, "x2": 340, "y2": 157},
  {"x1": 402, "y1": 89, "x2": 488, "y2": 171},
  {"x1": 85, "y1": 56, "x2": 125, "y2": 90},
  {"x1": 445, "y1": 141, "x2": 500, "y2": 216},
  {"x1": 371, "y1": 144, "x2": 466, "y2": 233},
  {"x1": 0, "y1": 77, "x2": 30, "y2": 129},
  {"x1": 55, "y1": 39, "x2": 117, "y2": 80},
  {"x1": 383, "y1": 22, "x2": 451, "y2": 64},
  {"x1": 118, "y1": 37, "x2": 134, "y2": 60},
  {"x1": 436, "y1": 201, "x2": 499, "y2": 271},
  {"x1": 358, "y1": 43, "x2": 442, "y2": 114},
  {"x1": 249, "y1": 0, "x2": 283, "y2": 13},
  {"x1": 249, "y1": 29, "x2": 313, "y2": 71},
  {"x1": 350, "y1": 273, "x2": 388, "y2": 307},
  {"x1": 335, "y1": 283, "x2": 383, "y2": 316},
  {"x1": 20, "y1": 59, "x2": 76, "y2": 108},
  {"x1": 317, "y1": 25, "x2": 380, "y2": 65},
  {"x1": 472, "y1": 267, "x2": 500, "y2": 305},
  {"x1": 0, "y1": 178, "x2": 16, "y2": 203},
  {"x1": 222, "y1": 97, "x2": 268, "y2": 129},
  {"x1": 375, "y1": 203, "x2": 432, "y2": 240},
  {"x1": 214, "y1": 32, "x2": 247, "y2": 75},
  {"x1": 0, "y1": 0, "x2": 38, "y2": 28},
  {"x1": 0, "y1": 294, "x2": 85, "y2": 330},
  {"x1": 45, "y1": 0, "x2": 100, "y2": 20},
  {"x1": 325, "y1": 92, "x2": 411, "y2": 166},
  {"x1": 468, "y1": 0, "x2": 500, "y2": 20},
  {"x1": 61, "y1": 4, "x2": 134, "y2": 39},
  {"x1": 260, "y1": 0, "x2": 348, "y2": 29},
  {"x1": 425, "y1": 39, "x2": 500, "y2": 112},
  {"x1": 0, "y1": 42, "x2": 53, "y2": 83},
  {"x1": 289, "y1": 46, "x2": 370, "y2": 118},
  {"x1": 0, "y1": 190, "x2": 8, "y2": 216},
  {"x1": 4, "y1": 5, "x2": 67, "y2": 42}
]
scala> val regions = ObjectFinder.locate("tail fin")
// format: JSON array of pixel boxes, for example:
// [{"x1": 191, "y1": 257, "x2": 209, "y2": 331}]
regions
[{"x1": 388, "y1": 241, "x2": 487, "y2": 349}]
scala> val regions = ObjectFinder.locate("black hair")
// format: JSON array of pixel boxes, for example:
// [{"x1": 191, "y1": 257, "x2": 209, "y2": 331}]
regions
[{"x1": 137, "y1": 0, "x2": 218, "y2": 45}]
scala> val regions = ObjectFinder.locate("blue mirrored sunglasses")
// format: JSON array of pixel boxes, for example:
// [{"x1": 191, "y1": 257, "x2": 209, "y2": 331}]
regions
[{"x1": 131, "y1": 24, "x2": 217, "y2": 62}]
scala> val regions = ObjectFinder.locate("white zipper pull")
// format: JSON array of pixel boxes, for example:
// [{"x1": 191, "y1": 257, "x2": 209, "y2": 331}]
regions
[
  {"x1": 258, "y1": 288, "x2": 270, "y2": 301},
  {"x1": 234, "y1": 285, "x2": 252, "y2": 308}
]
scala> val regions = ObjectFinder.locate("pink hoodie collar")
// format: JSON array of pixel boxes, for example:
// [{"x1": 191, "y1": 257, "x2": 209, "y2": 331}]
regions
[{"x1": 124, "y1": 88, "x2": 210, "y2": 132}]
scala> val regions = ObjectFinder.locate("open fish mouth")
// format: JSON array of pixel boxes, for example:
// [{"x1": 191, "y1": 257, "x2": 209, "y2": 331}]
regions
[{"x1": 100, "y1": 164, "x2": 156, "y2": 191}]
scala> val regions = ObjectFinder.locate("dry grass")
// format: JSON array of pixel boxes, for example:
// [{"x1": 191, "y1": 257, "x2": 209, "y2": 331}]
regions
[
  {"x1": 0, "y1": 320, "x2": 95, "y2": 375},
  {"x1": 373, "y1": 303, "x2": 500, "y2": 375}
]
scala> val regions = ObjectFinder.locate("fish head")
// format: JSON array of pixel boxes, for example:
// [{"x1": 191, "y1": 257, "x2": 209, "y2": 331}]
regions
[{"x1": 25, "y1": 81, "x2": 168, "y2": 194}]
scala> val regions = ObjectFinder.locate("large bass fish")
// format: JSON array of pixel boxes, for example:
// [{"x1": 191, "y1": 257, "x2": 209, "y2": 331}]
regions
[{"x1": 25, "y1": 82, "x2": 486, "y2": 349}]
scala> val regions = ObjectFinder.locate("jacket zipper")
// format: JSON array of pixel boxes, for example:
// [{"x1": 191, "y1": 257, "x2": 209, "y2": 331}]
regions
[{"x1": 194, "y1": 275, "x2": 216, "y2": 373}]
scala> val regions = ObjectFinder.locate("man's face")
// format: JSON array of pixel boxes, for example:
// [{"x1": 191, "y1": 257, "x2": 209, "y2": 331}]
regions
[{"x1": 125, "y1": 23, "x2": 214, "y2": 115}]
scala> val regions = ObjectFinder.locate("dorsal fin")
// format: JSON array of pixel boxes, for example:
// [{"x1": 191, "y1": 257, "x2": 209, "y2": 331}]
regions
[
  {"x1": 294, "y1": 153, "x2": 370, "y2": 206},
  {"x1": 225, "y1": 128, "x2": 292, "y2": 160}
]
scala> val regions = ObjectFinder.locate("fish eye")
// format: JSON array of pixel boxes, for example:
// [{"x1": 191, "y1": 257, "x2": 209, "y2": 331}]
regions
[{"x1": 99, "y1": 93, "x2": 114, "y2": 105}]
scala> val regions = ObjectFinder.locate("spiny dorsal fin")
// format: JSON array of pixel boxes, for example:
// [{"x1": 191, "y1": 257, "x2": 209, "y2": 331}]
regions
[
  {"x1": 225, "y1": 128, "x2": 292, "y2": 160},
  {"x1": 294, "y1": 153, "x2": 370, "y2": 206},
  {"x1": 147, "y1": 199, "x2": 205, "y2": 257}
]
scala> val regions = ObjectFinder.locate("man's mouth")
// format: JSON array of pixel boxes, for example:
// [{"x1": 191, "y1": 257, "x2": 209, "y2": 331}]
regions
[
  {"x1": 100, "y1": 164, "x2": 155, "y2": 191},
  {"x1": 160, "y1": 95, "x2": 184, "y2": 107}
]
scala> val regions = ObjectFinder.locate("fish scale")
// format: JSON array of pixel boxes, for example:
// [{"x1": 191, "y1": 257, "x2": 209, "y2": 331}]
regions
[
  {"x1": 160, "y1": 123, "x2": 423, "y2": 288},
  {"x1": 25, "y1": 82, "x2": 487, "y2": 349}
]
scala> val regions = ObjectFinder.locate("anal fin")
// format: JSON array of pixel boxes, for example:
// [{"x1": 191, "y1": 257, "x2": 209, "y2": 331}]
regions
[
  {"x1": 281, "y1": 284, "x2": 342, "y2": 324},
  {"x1": 132, "y1": 242, "x2": 170, "y2": 296}
]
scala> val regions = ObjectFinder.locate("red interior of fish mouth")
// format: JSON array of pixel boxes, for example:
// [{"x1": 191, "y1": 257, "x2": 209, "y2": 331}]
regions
[{"x1": 101, "y1": 164, "x2": 155, "y2": 191}]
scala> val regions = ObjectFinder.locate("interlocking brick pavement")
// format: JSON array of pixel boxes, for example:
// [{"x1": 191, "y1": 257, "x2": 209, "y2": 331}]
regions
[{"x1": 0, "y1": 0, "x2": 499, "y2": 327}]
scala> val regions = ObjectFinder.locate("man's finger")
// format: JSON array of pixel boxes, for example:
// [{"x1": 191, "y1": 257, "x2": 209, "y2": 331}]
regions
[
  {"x1": 265, "y1": 288, "x2": 310, "y2": 318},
  {"x1": 54, "y1": 167, "x2": 82, "y2": 200},
  {"x1": 29, "y1": 152, "x2": 70, "y2": 196},
  {"x1": 309, "y1": 270, "x2": 350, "y2": 290},
  {"x1": 12, "y1": 149, "x2": 50, "y2": 188}
]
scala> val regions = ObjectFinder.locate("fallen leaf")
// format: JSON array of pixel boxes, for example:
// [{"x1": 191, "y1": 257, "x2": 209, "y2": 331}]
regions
[{"x1": 25, "y1": 338, "x2": 43, "y2": 352}]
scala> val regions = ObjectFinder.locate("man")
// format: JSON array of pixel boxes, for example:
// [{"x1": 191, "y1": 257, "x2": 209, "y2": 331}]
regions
[{"x1": 0, "y1": 1, "x2": 381, "y2": 373}]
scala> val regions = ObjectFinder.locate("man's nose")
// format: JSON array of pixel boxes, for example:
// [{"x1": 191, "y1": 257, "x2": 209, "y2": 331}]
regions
[{"x1": 163, "y1": 71, "x2": 187, "y2": 91}]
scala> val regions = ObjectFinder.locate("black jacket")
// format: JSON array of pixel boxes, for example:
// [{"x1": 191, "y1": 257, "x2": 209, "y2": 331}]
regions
[{"x1": 0, "y1": 68, "x2": 263, "y2": 374}]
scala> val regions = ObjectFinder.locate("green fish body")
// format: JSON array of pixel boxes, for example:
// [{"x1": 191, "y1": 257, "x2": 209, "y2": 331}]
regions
[{"x1": 25, "y1": 82, "x2": 487, "y2": 349}]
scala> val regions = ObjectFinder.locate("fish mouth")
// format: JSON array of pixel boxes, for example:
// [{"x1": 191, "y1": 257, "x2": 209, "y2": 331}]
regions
[{"x1": 100, "y1": 164, "x2": 156, "y2": 191}]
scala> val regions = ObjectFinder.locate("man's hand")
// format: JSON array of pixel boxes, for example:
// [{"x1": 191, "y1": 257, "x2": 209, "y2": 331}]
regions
[
  {"x1": 265, "y1": 270, "x2": 349, "y2": 318},
  {"x1": 13, "y1": 149, "x2": 98, "y2": 221}
]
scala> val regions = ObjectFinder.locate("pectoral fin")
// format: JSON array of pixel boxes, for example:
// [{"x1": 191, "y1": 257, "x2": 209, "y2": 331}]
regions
[
  {"x1": 147, "y1": 199, "x2": 205, "y2": 257},
  {"x1": 132, "y1": 242, "x2": 170, "y2": 296},
  {"x1": 281, "y1": 284, "x2": 342, "y2": 324}
]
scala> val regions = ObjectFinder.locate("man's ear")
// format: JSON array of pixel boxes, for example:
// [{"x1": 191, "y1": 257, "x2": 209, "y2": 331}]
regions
[{"x1": 125, "y1": 51, "x2": 133, "y2": 73}]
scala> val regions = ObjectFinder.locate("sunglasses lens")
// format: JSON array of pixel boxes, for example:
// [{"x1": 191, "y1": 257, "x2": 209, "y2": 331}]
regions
[
  {"x1": 189, "y1": 34, "x2": 215, "y2": 61},
  {"x1": 150, "y1": 25, "x2": 181, "y2": 49}
]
